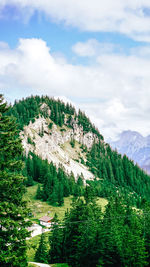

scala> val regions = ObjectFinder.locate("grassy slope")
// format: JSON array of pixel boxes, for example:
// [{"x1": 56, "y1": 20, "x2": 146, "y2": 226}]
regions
[
  {"x1": 25, "y1": 184, "x2": 108, "y2": 262},
  {"x1": 24, "y1": 184, "x2": 73, "y2": 221},
  {"x1": 24, "y1": 184, "x2": 108, "y2": 221}
]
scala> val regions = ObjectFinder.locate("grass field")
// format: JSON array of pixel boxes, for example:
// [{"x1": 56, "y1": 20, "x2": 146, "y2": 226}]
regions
[
  {"x1": 24, "y1": 184, "x2": 73, "y2": 221},
  {"x1": 24, "y1": 184, "x2": 108, "y2": 221}
]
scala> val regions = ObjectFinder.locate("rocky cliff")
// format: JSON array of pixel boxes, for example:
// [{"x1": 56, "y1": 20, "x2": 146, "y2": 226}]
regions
[{"x1": 20, "y1": 110, "x2": 98, "y2": 180}]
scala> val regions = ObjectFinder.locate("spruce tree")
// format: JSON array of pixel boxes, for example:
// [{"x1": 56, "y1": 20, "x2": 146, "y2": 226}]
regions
[
  {"x1": 49, "y1": 213, "x2": 63, "y2": 263},
  {"x1": 34, "y1": 233, "x2": 48, "y2": 263},
  {"x1": 36, "y1": 184, "x2": 43, "y2": 200},
  {"x1": 0, "y1": 95, "x2": 30, "y2": 266},
  {"x1": 58, "y1": 183, "x2": 64, "y2": 206}
]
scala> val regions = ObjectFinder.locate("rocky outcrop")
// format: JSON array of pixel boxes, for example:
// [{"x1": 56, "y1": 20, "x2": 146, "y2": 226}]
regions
[
  {"x1": 40, "y1": 103, "x2": 51, "y2": 116},
  {"x1": 20, "y1": 116, "x2": 97, "y2": 181}
]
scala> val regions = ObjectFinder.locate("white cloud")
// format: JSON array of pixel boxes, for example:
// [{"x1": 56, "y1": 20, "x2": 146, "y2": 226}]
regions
[
  {"x1": 72, "y1": 39, "x2": 115, "y2": 57},
  {"x1": 1, "y1": 38, "x2": 150, "y2": 139},
  {"x1": 2, "y1": 1, "x2": 150, "y2": 41}
]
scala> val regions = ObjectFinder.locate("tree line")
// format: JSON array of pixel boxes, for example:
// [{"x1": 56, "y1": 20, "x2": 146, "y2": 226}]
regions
[{"x1": 7, "y1": 95, "x2": 101, "y2": 137}]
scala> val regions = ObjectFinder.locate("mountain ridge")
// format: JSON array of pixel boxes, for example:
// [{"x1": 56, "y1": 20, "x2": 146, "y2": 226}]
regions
[
  {"x1": 110, "y1": 130, "x2": 150, "y2": 173},
  {"x1": 8, "y1": 95, "x2": 103, "y2": 180}
]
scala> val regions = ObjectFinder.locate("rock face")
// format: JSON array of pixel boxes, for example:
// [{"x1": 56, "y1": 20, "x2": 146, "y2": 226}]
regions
[
  {"x1": 110, "y1": 130, "x2": 150, "y2": 174},
  {"x1": 21, "y1": 116, "x2": 97, "y2": 181}
]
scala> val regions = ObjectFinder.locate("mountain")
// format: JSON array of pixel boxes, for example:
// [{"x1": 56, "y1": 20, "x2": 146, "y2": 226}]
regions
[
  {"x1": 7, "y1": 96, "x2": 150, "y2": 207},
  {"x1": 9, "y1": 96, "x2": 103, "y2": 181},
  {"x1": 110, "y1": 130, "x2": 150, "y2": 173}
]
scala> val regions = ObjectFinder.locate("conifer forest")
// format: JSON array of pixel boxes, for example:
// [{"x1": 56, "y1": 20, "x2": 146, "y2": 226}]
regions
[{"x1": 1, "y1": 95, "x2": 150, "y2": 266}]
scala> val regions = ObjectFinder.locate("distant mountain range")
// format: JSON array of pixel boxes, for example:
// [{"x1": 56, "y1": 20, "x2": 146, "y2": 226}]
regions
[{"x1": 110, "y1": 130, "x2": 150, "y2": 174}]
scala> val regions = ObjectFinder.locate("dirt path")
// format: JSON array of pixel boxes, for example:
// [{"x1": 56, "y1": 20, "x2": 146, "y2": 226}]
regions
[{"x1": 27, "y1": 224, "x2": 51, "y2": 239}]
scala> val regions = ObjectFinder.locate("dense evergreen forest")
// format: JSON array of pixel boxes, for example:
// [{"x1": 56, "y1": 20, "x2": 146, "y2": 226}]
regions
[
  {"x1": 36, "y1": 195, "x2": 150, "y2": 266},
  {"x1": 8, "y1": 95, "x2": 150, "y2": 208},
  {"x1": 23, "y1": 153, "x2": 84, "y2": 206},
  {"x1": 86, "y1": 141, "x2": 150, "y2": 207},
  {"x1": 7, "y1": 95, "x2": 102, "y2": 137}
]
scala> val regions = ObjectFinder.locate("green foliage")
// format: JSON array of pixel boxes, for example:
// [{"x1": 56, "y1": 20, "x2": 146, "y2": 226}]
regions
[
  {"x1": 28, "y1": 264, "x2": 39, "y2": 267},
  {"x1": 70, "y1": 138, "x2": 75, "y2": 148},
  {"x1": 34, "y1": 233, "x2": 48, "y2": 263},
  {"x1": 78, "y1": 109, "x2": 103, "y2": 138},
  {"x1": 26, "y1": 232, "x2": 49, "y2": 262},
  {"x1": 36, "y1": 184, "x2": 43, "y2": 200},
  {"x1": 5, "y1": 94, "x2": 150, "y2": 265},
  {"x1": 48, "y1": 122, "x2": 53, "y2": 129},
  {"x1": 60, "y1": 128, "x2": 66, "y2": 132},
  {"x1": 23, "y1": 153, "x2": 84, "y2": 206},
  {"x1": 49, "y1": 214, "x2": 63, "y2": 263},
  {"x1": 51, "y1": 264, "x2": 69, "y2": 267},
  {"x1": 0, "y1": 95, "x2": 31, "y2": 266},
  {"x1": 38, "y1": 123, "x2": 44, "y2": 137},
  {"x1": 48, "y1": 196, "x2": 149, "y2": 267},
  {"x1": 86, "y1": 141, "x2": 150, "y2": 207},
  {"x1": 80, "y1": 157, "x2": 85, "y2": 164},
  {"x1": 7, "y1": 95, "x2": 102, "y2": 137},
  {"x1": 27, "y1": 135, "x2": 35, "y2": 146}
]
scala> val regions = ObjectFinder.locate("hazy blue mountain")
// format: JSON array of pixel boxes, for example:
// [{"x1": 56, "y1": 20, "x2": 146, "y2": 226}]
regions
[{"x1": 110, "y1": 130, "x2": 150, "y2": 173}]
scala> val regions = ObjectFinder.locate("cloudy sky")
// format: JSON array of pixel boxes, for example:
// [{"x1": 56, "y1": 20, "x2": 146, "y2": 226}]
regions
[{"x1": 1, "y1": 1, "x2": 150, "y2": 140}]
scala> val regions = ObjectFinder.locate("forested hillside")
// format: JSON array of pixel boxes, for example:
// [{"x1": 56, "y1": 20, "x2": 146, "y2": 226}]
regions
[
  {"x1": 8, "y1": 95, "x2": 102, "y2": 138},
  {"x1": 23, "y1": 153, "x2": 84, "y2": 206},
  {"x1": 86, "y1": 142, "x2": 150, "y2": 207},
  {"x1": 8, "y1": 95, "x2": 150, "y2": 209}
]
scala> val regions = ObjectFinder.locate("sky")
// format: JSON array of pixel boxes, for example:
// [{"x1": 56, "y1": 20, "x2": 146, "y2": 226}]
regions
[{"x1": 1, "y1": 1, "x2": 150, "y2": 140}]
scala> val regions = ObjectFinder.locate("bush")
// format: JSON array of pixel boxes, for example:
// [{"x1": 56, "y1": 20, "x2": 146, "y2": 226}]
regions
[{"x1": 48, "y1": 122, "x2": 53, "y2": 129}]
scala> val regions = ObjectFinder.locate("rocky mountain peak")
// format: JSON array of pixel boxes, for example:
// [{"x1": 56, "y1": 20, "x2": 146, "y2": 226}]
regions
[{"x1": 110, "y1": 130, "x2": 150, "y2": 173}]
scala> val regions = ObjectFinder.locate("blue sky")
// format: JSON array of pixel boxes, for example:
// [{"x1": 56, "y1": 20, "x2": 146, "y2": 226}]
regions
[
  {"x1": 0, "y1": 5, "x2": 142, "y2": 60},
  {"x1": 1, "y1": 1, "x2": 150, "y2": 139}
]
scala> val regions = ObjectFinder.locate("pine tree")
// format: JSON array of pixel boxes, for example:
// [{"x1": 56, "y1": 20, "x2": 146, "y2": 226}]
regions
[
  {"x1": 102, "y1": 197, "x2": 148, "y2": 266},
  {"x1": 36, "y1": 184, "x2": 43, "y2": 200},
  {"x1": 60, "y1": 198, "x2": 103, "y2": 267},
  {"x1": 49, "y1": 213, "x2": 63, "y2": 263},
  {"x1": 26, "y1": 175, "x2": 34, "y2": 186},
  {"x1": 0, "y1": 95, "x2": 30, "y2": 266},
  {"x1": 34, "y1": 233, "x2": 48, "y2": 263},
  {"x1": 58, "y1": 183, "x2": 64, "y2": 206}
]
